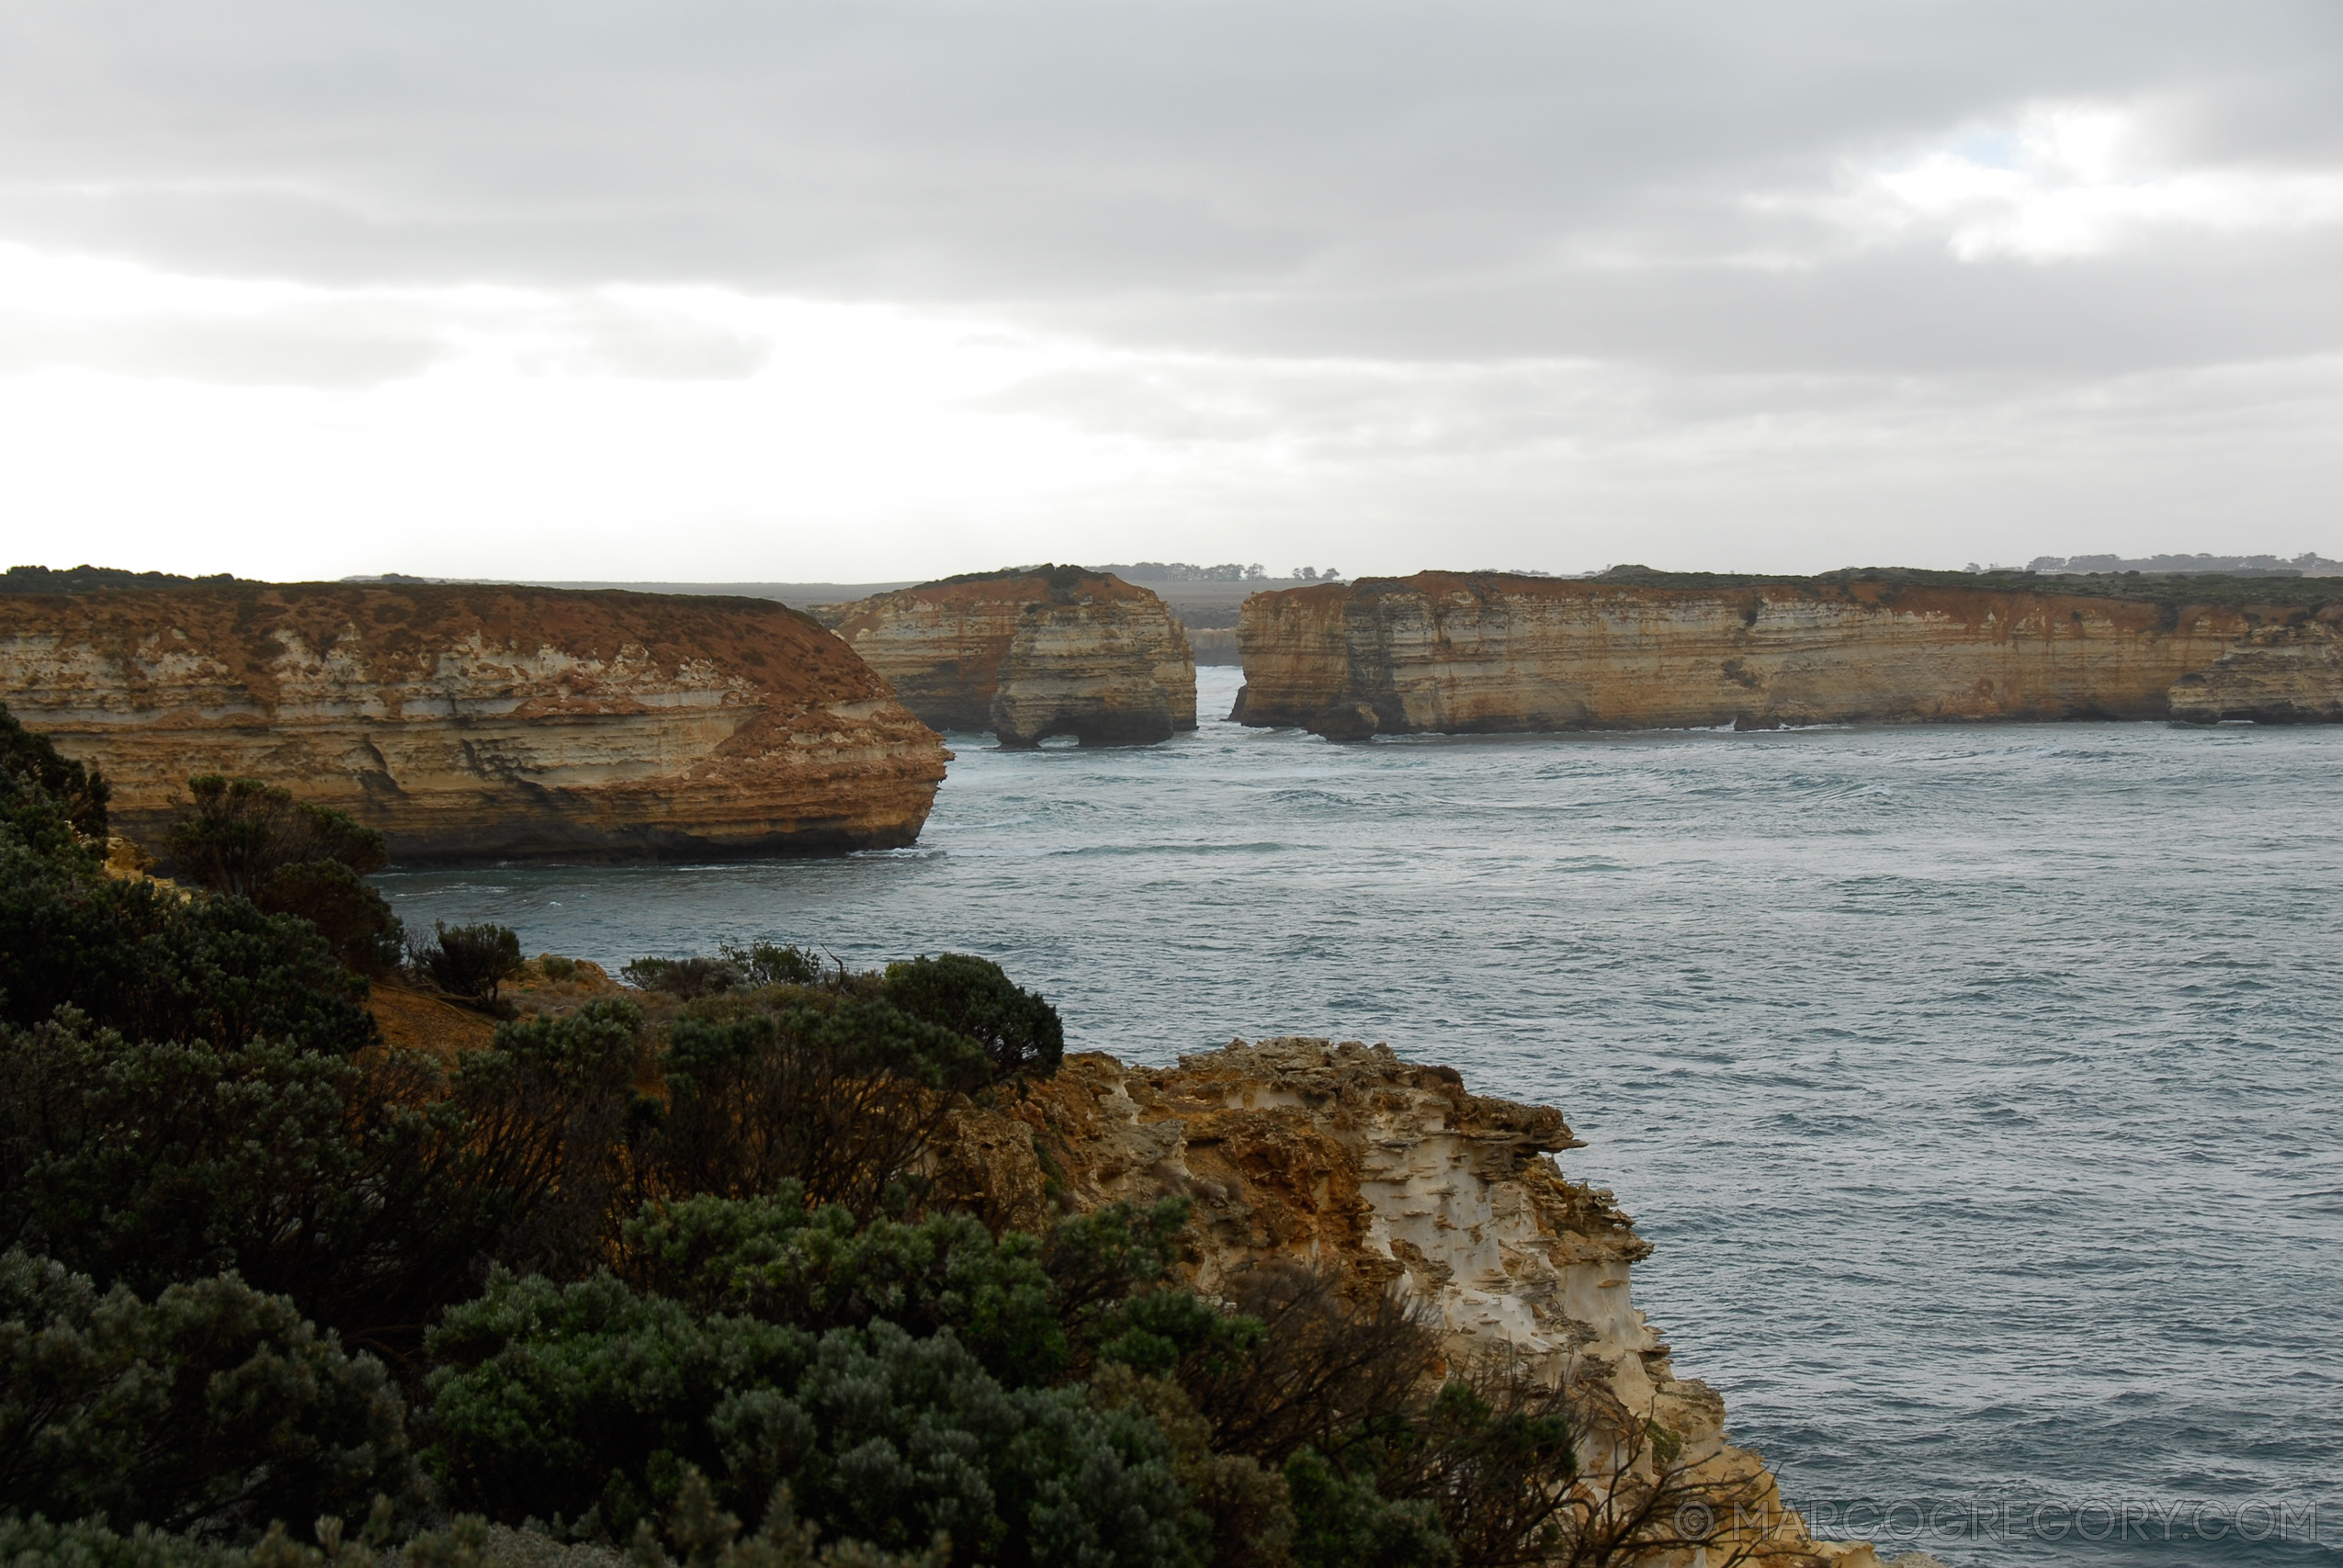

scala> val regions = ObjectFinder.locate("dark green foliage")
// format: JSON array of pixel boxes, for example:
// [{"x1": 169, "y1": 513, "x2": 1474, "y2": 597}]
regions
[
  {"x1": 640, "y1": 1470, "x2": 947, "y2": 1568},
  {"x1": 1575, "y1": 561, "x2": 2343, "y2": 611},
  {"x1": 0, "y1": 703, "x2": 108, "y2": 841},
  {"x1": 0, "y1": 1000, "x2": 647, "y2": 1362},
  {"x1": 622, "y1": 1196, "x2": 1065, "y2": 1386},
  {"x1": 879, "y1": 956, "x2": 1063, "y2": 1082},
  {"x1": 423, "y1": 1269, "x2": 813, "y2": 1531},
  {"x1": 627, "y1": 955, "x2": 743, "y2": 999},
  {"x1": 256, "y1": 860, "x2": 405, "y2": 976},
  {"x1": 649, "y1": 1003, "x2": 991, "y2": 1216},
  {"x1": 424, "y1": 1270, "x2": 1203, "y2": 1568},
  {"x1": 1281, "y1": 1450, "x2": 1450, "y2": 1568},
  {"x1": 721, "y1": 942, "x2": 825, "y2": 988},
  {"x1": 412, "y1": 922, "x2": 522, "y2": 1005},
  {"x1": 0, "y1": 1250, "x2": 417, "y2": 1538},
  {"x1": 165, "y1": 778, "x2": 387, "y2": 898},
  {"x1": 157, "y1": 776, "x2": 405, "y2": 974},
  {"x1": 1184, "y1": 1267, "x2": 1433, "y2": 1467},
  {"x1": 0, "y1": 846, "x2": 376, "y2": 1053}
]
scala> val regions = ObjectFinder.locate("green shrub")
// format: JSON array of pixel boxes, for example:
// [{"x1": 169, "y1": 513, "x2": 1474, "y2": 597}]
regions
[
  {"x1": 539, "y1": 953, "x2": 579, "y2": 981},
  {"x1": 646, "y1": 1003, "x2": 990, "y2": 1216},
  {"x1": 626, "y1": 955, "x2": 742, "y2": 999},
  {"x1": 164, "y1": 777, "x2": 387, "y2": 897},
  {"x1": 0, "y1": 1002, "x2": 645, "y2": 1359},
  {"x1": 1282, "y1": 1450, "x2": 1451, "y2": 1568},
  {"x1": 0, "y1": 843, "x2": 375, "y2": 1053},
  {"x1": 622, "y1": 1196, "x2": 1066, "y2": 1385},
  {"x1": 878, "y1": 956, "x2": 1063, "y2": 1082},
  {"x1": 424, "y1": 1271, "x2": 1203, "y2": 1568},
  {"x1": 721, "y1": 942, "x2": 825, "y2": 988},
  {"x1": 0, "y1": 702, "x2": 108, "y2": 841},
  {"x1": 0, "y1": 1250, "x2": 418, "y2": 1538},
  {"x1": 413, "y1": 922, "x2": 522, "y2": 1005}
]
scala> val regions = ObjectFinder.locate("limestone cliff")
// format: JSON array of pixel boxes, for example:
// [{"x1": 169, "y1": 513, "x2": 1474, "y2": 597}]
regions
[
  {"x1": 1236, "y1": 571, "x2": 2343, "y2": 738},
  {"x1": 934, "y1": 1039, "x2": 1862, "y2": 1566},
  {"x1": 2168, "y1": 620, "x2": 2343, "y2": 723},
  {"x1": 830, "y1": 568, "x2": 1197, "y2": 747},
  {"x1": 0, "y1": 583, "x2": 949, "y2": 863}
]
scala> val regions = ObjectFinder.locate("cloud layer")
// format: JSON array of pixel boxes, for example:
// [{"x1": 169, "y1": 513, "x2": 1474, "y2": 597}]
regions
[{"x1": 1, "y1": 1, "x2": 2337, "y2": 577}]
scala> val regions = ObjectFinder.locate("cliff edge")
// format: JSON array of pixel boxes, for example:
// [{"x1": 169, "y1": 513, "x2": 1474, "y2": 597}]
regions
[
  {"x1": 0, "y1": 583, "x2": 949, "y2": 863},
  {"x1": 934, "y1": 1038, "x2": 1867, "y2": 1566},
  {"x1": 1235, "y1": 570, "x2": 2343, "y2": 738},
  {"x1": 830, "y1": 567, "x2": 1198, "y2": 747}
]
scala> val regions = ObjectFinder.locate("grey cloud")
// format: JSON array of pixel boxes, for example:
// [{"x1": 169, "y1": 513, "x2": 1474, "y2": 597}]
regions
[{"x1": 0, "y1": 0, "x2": 2336, "y2": 381}]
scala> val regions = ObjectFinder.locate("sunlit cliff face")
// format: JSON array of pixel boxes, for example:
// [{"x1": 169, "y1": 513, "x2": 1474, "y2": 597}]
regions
[{"x1": 0, "y1": 584, "x2": 950, "y2": 862}]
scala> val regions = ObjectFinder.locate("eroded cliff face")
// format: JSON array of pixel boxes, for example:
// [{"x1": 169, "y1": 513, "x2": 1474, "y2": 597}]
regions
[
  {"x1": 831, "y1": 570, "x2": 1197, "y2": 747},
  {"x1": 1236, "y1": 572, "x2": 2337, "y2": 738},
  {"x1": 934, "y1": 1039, "x2": 1853, "y2": 1566},
  {"x1": 2168, "y1": 620, "x2": 2343, "y2": 723},
  {"x1": 0, "y1": 584, "x2": 949, "y2": 863}
]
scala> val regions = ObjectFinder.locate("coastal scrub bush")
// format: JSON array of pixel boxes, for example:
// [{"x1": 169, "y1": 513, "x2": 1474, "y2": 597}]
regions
[
  {"x1": 0, "y1": 847, "x2": 375, "y2": 1053},
  {"x1": 645, "y1": 1001, "x2": 993, "y2": 1216},
  {"x1": 0, "y1": 999, "x2": 648, "y2": 1361},
  {"x1": 165, "y1": 776, "x2": 402, "y2": 973},
  {"x1": 878, "y1": 955, "x2": 1064, "y2": 1081},
  {"x1": 424, "y1": 1271, "x2": 1204, "y2": 1568},
  {"x1": 627, "y1": 954, "x2": 743, "y2": 999},
  {"x1": 636, "y1": 1469, "x2": 946, "y2": 1568},
  {"x1": 0, "y1": 1249, "x2": 418, "y2": 1537},
  {"x1": 722, "y1": 942, "x2": 825, "y2": 987},
  {"x1": 412, "y1": 921, "x2": 523, "y2": 1005},
  {"x1": 0, "y1": 702, "x2": 108, "y2": 842}
]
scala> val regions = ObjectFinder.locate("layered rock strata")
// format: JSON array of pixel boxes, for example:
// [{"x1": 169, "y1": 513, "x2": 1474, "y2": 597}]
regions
[
  {"x1": 933, "y1": 1038, "x2": 1859, "y2": 1566},
  {"x1": 0, "y1": 584, "x2": 949, "y2": 863},
  {"x1": 2168, "y1": 621, "x2": 2343, "y2": 723},
  {"x1": 829, "y1": 569, "x2": 1197, "y2": 746},
  {"x1": 1235, "y1": 572, "x2": 2343, "y2": 738}
]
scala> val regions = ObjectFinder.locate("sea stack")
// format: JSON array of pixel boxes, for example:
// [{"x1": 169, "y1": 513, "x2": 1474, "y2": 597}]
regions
[
  {"x1": 1236, "y1": 570, "x2": 2343, "y2": 738},
  {"x1": 826, "y1": 566, "x2": 1197, "y2": 746},
  {"x1": 0, "y1": 582, "x2": 950, "y2": 863}
]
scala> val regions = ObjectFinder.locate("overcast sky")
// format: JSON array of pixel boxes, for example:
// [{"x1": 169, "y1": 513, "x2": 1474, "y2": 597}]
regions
[{"x1": 2, "y1": 1, "x2": 2338, "y2": 581}]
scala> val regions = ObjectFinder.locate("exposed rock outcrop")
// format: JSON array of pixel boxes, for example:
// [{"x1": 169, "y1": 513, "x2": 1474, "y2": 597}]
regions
[
  {"x1": 934, "y1": 1038, "x2": 1856, "y2": 1565},
  {"x1": 1237, "y1": 571, "x2": 2343, "y2": 738},
  {"x1": 0, "y1": 583, "x2": 949, "y2": 863},
  {"x1": 830, "y1": 568, "x2": 1197, "y2": 746},
  {"x1": 2168, "y1": 620, "x2": 2343, "y2": 723}
]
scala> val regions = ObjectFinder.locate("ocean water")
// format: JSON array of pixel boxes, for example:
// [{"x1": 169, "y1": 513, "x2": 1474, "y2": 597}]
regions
[{"x1": 379, "y1": 666, "x2": 2343, "y2": 1566}]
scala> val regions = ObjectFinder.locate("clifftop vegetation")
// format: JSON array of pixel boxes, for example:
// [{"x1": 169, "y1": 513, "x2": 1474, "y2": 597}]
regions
[{"x1": 0, "y1": 702, "x2": 1718, "y2": 1568}]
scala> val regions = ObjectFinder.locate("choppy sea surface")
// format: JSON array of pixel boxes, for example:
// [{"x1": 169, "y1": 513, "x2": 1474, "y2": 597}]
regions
[{"x1": 380, "y1": 666, "x2": 2343, "y2": 1566}]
